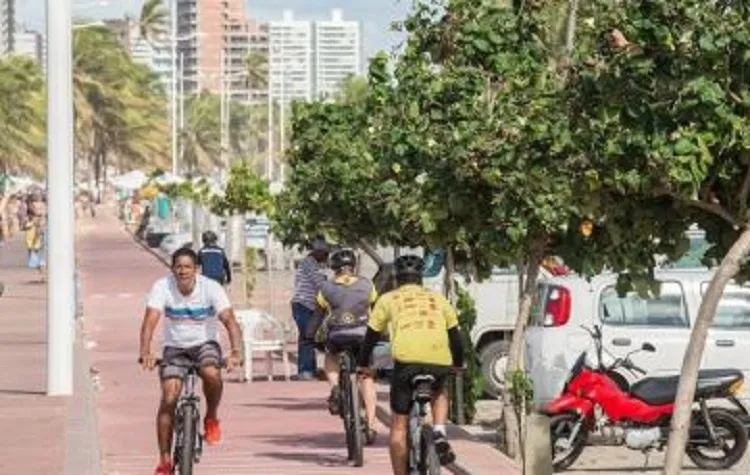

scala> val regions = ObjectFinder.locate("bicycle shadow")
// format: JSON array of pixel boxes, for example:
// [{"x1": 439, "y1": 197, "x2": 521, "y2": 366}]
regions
[{"x1": 254, "y1": 450, "x2": 350, "y2": 467}]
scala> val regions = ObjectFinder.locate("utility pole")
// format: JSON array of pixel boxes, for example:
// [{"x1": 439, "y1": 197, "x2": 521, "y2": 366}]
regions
[
  {"x1": 46, "y1": 0, "x2": 75, "y2": 396},
  {"x1": 170, "y1": 0, "x2": 178, "y2": 175}
]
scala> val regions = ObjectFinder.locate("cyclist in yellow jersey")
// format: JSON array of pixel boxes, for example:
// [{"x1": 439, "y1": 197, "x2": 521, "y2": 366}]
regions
[{"x1": 358, "y1": 254, "x2": 464, "y2": 474}]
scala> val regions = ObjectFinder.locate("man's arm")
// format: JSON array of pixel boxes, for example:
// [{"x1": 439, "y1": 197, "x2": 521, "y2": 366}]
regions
[
  {"x1": 139, "y1": 307, "x2": 161, "y2": 361},
  {"x1": 442, "y1": 298, "x2": 465, "y2": 368},
  {"x1": 222, "y1": 251, "x2": 232, "y2": 284},
  {"x1": 218, "y1": 309, "x2": 243, "y2": 357}
]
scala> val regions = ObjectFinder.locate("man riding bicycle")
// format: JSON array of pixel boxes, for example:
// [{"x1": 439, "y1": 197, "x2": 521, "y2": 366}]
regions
[
  {"x1": 139, "y1": 247, "x2": 244, "y2": 475},
  {"x1": 358, "y1": 254, "x2": 464, "y2": 475},
  {"x1": 313, "y1": 248, "x2": 380, "y2": 442}
]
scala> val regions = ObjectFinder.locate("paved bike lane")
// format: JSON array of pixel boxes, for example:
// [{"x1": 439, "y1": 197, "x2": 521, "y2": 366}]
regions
[{"x1": 80, "y1": 210, "x2": 394, "y2": 474}]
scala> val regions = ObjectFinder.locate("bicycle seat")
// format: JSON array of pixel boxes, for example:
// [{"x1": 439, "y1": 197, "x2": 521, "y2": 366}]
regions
[{"x1": 411, "y1": 374, "x2": 436, "y2": 403}]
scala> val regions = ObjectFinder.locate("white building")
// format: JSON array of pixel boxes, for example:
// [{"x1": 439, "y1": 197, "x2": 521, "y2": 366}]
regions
[
  {"x1": 313, "y1": 9, "x2": 361, "y2": 100},
  {"x1": 128, "y1": 20, "x2": 173, "y2": 94},
  {"x1": 268, "y1": 9, "x2": 362, "y2": 103},
  {"x1": 0, "y1": 0, "x2": 14, "y2": 55},
  {"x1": 268, "y1": 10, "x2": 313, "y2": 103}
]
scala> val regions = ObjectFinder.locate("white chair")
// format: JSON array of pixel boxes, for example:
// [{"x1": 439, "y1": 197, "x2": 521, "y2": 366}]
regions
[{"x1": 236, "y1": 308, "x2": 291, "y2": 383}]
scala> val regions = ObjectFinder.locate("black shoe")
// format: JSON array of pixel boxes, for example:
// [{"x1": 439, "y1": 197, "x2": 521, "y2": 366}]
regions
[
  {"x1": 328, "y1": 386, "x2": 341, "y2": 415},
  {"x1": 433, "y1": 431, "x2": 456, "y2": 466}
]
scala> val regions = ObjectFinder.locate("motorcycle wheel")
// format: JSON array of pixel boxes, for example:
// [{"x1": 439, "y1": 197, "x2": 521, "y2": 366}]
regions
[
  {"x1": 550, "y1": 413, "x2": 588, "y2": 472},
  {"x1": 686, "y1": 408, "x2": 747, "y2": 470}
]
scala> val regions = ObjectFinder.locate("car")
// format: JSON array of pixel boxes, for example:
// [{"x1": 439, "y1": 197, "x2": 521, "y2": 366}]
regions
[
  {"x1": 159, "y1": 232, "x2": 193, "y2": 257},
  {"x1": 525, "y1": 269, "x2": 750, "y2": 409}
]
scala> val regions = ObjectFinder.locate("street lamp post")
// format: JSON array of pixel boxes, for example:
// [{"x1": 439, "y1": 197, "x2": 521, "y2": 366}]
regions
[
  {"x1": 171, "y1": 0, "x2": 178, "y2": 176},
  {"x1": 46, "y1": 0, "x2": 75, "y2": 396}
]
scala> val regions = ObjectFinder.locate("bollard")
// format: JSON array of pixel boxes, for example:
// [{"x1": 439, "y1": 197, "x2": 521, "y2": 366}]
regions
[{"x1": 524, "y1": 413, "x2": 553, "y2": 475}]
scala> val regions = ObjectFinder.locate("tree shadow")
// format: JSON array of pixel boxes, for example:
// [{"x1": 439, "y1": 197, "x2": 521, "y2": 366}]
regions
[
  {"x1": 239, "y1": 400, "x2": 325, "y2": 412},
  {"x1": 252, "y1": 431, "x2": 347, "y2": 451},
  {"x1": 253, "y1": 451, "x2": 351, "y2": 467},
  {"x1": 0, "y1": 388, "x2": 46, "y2": 396}
]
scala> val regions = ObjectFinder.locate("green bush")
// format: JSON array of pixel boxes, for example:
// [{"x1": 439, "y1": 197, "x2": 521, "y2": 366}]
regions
[{"x1": 449, "y1": 288, "x2": 484, "y2": 424}]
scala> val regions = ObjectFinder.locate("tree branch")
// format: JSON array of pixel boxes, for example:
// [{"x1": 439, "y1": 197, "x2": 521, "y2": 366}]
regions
[
  {"x1": 739, "y1": 156, "x2": 750, "y2": 217},
  {"x1": 670, "y1": 193, "x2": 741, "y2": 228}
]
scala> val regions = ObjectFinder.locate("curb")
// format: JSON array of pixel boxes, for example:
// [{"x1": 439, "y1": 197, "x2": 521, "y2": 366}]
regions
[
  {"x1": 374, "y1": 401, "x2": 477, "y2": 475},
  {"x1": 127, "y1": 226, "x2": 170, "y2": 268}
]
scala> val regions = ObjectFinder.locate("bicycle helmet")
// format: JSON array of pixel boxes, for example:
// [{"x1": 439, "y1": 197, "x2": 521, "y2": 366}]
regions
[
  {"x1": 394, "y1": 254, "x2": 425, "y2": 279},
  {"x1": 202, "y1": 230, "x2": 218, "y2": 245},
  {"x1": 329, "y1": 248, "x2": 357, "y2": 271}
]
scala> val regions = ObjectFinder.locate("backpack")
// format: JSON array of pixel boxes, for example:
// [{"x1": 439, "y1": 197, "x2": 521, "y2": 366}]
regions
[{"x1": 199, "y1": 246, "x2": 226, "y2": 284}]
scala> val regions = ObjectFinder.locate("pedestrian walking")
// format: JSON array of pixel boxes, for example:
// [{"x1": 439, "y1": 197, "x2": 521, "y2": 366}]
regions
[
  {"x1": 197, "y1": 231, "x2": 232, "y2": 287},
  {"x1": 290, "y1": 236, "x2": 330, "y2": 380},
  {"x1": 25, "y1": 216, "x2": 46, "y2": 282}
]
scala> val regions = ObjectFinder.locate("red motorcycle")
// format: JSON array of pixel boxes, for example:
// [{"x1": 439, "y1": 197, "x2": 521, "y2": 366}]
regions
[{"x1": 544, "y1": 325, "x2": 748, "y2": 471}]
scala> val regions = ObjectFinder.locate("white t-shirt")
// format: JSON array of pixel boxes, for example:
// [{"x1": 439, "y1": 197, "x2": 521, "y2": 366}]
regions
[{"x1": 146, "y1": 274, "x2": 232, "y2": 348}]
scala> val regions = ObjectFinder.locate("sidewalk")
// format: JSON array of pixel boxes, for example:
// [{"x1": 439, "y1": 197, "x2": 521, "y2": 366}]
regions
[
  {"x1": 0, "y1": 234, "x2": 100, "y2": 475},
  {"x1": 81, "y1": 210, "x2": 395, "y2": 474}
]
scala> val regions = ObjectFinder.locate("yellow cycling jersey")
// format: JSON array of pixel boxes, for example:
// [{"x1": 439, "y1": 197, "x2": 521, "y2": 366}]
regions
[{"x1": 367, "y1": 284, "x2": 458, "y2": 366}]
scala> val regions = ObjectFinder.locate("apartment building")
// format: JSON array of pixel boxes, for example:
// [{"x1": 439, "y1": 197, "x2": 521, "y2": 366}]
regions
[
  {"x1": 0, "y1": 0, "x2": 14, "y2": 55},
  {"x1": 313, "y1": 9, "x2": 361, "y2": 100},
  {"x1": 176, "y1": 0, "x2": 267, "y2": 101},
  {"x1": 268, "y1": 10, "x2": 313, "y2": 104}
]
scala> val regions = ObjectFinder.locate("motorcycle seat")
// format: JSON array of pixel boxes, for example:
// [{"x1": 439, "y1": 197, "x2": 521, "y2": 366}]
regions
[{"x1": 630, "y1": 369, "x2": 743, "y2": 406}]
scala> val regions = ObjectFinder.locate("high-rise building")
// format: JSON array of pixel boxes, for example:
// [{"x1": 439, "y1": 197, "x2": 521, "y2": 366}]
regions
[
  {"x1": 176, "y1": 0, "x2": 267, "y2": 100},
  {"x1": 267, "y1": 9, "x2": 362, "y2": 103},
  {"x1": 0, "y1": 0, "x2": 14, "y2": 55},
  {"x1": 12, "y1": 24, "x2": 42, "y2": 64},
  {"x1": 313, "y1": 9, "x2": 361, "y2": 100},
  {"x1": 268, "y1": 10, "x2": 313, "y2": 104}
]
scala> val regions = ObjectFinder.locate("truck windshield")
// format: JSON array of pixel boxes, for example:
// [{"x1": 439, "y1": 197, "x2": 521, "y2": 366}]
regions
[{"x1": 422, "y1": 249, "x2": 445, "y2": 278}]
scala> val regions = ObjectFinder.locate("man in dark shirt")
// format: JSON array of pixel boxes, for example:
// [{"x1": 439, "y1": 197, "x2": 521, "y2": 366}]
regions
[{"x1": 197, "y1": 231, "x2": 232, "y2": 287}]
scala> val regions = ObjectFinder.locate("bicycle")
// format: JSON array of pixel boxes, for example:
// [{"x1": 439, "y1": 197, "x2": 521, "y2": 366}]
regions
[
  {"x1": 139, "y1": 358, "x2": 217, "y2": 475},
  {"x1": 407, "y1": 374, "x2": 441, "y2": 475},
  {"x1": 337, "y1": 346, "x2": 372, "y2": 467}
]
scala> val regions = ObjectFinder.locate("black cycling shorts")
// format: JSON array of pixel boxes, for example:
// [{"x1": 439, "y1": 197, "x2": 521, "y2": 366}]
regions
[{"x1": 390, "y1": 361, "x2": 452, "y2": 415}]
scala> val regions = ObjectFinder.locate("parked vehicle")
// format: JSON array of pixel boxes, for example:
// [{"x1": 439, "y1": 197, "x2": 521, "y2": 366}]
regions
[
  {"x1": 160, "y1": 232, "x2": 192, "y2": 257},
  {"x1": 545, "y1": 325, "x2": 747, "y2": 471},
  {"x1": 525, "y1": 269, "x2": 750, "y2": 410}
]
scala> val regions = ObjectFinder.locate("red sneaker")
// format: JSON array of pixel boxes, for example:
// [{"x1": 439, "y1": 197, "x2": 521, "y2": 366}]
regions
[
  {"x1": 154, "y1": 460, "x2": 172, "y2": 475},
  {"x1": 204, "y1": 418, "x2": 222, "y2": 445}
]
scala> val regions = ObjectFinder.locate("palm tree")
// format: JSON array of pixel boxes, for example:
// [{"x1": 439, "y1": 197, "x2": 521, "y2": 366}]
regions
[
  {"x1": 243, "y1": 49, "x2": 270, "y2": 172},
  {"x1": 139, "y1": 0, "x2": 168, "y2": 44},
  {"x1": 181, "y1": 92, "x2": 222, "y2": 176},
  {"x1": 73, "y1": 26, "x2": 169, "y2": 192}
]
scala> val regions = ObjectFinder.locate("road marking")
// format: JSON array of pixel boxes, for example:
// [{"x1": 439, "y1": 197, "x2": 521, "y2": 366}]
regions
[{"x1": 116, "y1": 293, "x2": 134, "y2": 299}]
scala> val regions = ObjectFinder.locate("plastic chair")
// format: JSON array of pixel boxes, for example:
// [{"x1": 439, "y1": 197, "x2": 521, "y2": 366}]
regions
[{"x1": 236, "y1": 308, "x2": 291, "y2": 382}]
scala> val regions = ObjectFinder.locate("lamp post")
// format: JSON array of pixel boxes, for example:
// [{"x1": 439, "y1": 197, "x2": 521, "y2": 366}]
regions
[
  {"x1": 46, "y1": 0, "x2": 75, "y2": 396},
  {"x1": 170, "y1": 0, "x2": 178, "y2": 176}
]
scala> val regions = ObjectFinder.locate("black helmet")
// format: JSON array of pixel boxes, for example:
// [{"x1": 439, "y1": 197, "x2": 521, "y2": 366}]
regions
[
  {"x1": 394, "y1": 255, "x2": 424, "y2": 279},
  {"x1": 202, "y1": 230, "x2": 218, "y2": 245},
  {"x1": 330, "y1": 248, "x2": 357, "y2": 271}
]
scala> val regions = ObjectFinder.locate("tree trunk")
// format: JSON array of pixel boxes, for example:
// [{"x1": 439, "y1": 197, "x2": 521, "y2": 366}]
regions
[
  {"x1": 444, "y1": 247, "x2": 457, "y2": 304},
  {"x1": 228, "y1": 214, "x2": 244, "y2": 264},
  {"x1": 503, "y1": 249, "x2": 543, "y2": 462},
  {"x1": 357, "y1": 239, "x2": 385, "y2": 266},
  {"x1": 662, "y1": 226, "x2": 750, "y2": 474},
  {"x1": 241, "y1": 243, "x2": 250, "y2": 305}
]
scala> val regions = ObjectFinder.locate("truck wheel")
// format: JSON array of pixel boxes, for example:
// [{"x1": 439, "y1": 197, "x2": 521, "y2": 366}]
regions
[{"x1": 480, "y1": 340, "x2": 510, "y2": 399}]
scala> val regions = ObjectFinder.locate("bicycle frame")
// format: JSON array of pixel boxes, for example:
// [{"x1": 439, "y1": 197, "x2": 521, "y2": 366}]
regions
[{"x1": 174, "y1": 366, "x2": 203, "y2": 467}]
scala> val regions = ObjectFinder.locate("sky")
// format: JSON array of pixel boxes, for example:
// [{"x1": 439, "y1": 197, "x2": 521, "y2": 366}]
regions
[{"x1": 18, "y1": 0, "x2": 410, "y2": 59}]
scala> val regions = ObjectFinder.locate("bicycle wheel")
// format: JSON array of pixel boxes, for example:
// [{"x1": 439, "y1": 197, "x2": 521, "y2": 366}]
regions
[
  {"x1": 346, "y1": 370, "x2": 364, "y2": 467},
  {"x1": 419, "y1": 426, "x2": 441, "y2": 475},
  {"x1": 176, "y1": 404, "x2": 198, "y2": 475}
]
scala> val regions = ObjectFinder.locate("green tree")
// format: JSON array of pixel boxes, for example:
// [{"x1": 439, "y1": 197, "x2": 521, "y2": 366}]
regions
[{"x1": 567, "y1": 0, "x2": 750, "y2": 471}]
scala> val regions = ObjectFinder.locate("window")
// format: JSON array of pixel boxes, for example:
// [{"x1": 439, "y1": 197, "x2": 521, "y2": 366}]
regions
[
  {"x1": 700, "y1": 283, "x2": 750, "y2": 329},
  {"x1": 599, "y1": 281, "x2": 689, "y2": 327}
]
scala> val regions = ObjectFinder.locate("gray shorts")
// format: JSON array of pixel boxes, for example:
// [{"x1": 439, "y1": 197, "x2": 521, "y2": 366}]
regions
[{"x1": 160, "y1": 340, "x2": 223, "y2": 380}]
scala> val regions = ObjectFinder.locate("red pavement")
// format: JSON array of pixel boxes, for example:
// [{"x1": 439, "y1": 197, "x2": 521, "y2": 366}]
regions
[
  {"x1": 79, "y1": 210, "x2": 395, "y2": 474},
  {"x1": 0, "y1": 237, "x2": 67, "y2": 475}
]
